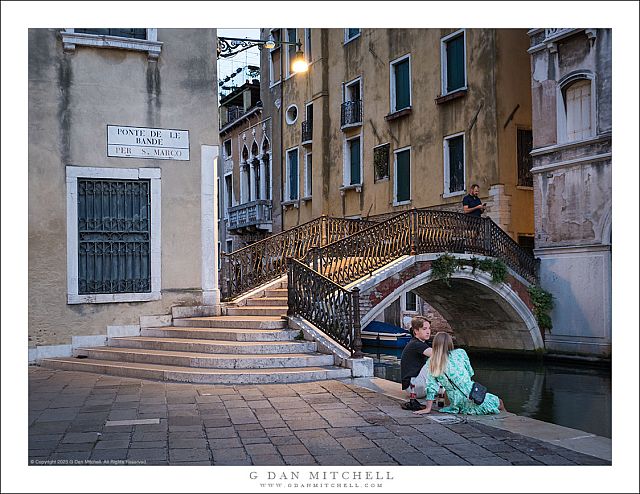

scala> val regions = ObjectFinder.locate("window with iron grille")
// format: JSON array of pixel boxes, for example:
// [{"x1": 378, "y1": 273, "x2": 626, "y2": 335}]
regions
[
  {"x1": 75, "y1": 29, "x2": 147, "y2": 40},
  {"x1": 77, "y1": 179, "x2": 151, "y2": 294},
  {"x1": 517, "y1": 128, "x2": 533, "y2": 187},
  {"x1": 374, "y1": 143, "x2": 390, "y2": 182}
]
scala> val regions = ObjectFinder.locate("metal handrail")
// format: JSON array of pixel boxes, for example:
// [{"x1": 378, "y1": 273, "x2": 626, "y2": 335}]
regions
[{"x1": 220, "y1": 215, "x2": 375, "y2": 301}]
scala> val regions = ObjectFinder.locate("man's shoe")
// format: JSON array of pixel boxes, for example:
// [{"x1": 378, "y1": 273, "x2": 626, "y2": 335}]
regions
[{"x1": 401, "y1": 399, "x2": 426, "y2": 411}]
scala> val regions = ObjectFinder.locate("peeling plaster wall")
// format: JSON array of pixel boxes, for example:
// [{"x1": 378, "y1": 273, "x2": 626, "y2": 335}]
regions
[{"x1": 528, "y1": 29, "x2": 611, "y2": 358}]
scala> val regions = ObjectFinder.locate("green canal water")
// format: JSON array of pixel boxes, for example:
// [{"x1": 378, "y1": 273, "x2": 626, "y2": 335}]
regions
[{"x1": 362, "y1": 345, "x2": 612, "y2": 439}]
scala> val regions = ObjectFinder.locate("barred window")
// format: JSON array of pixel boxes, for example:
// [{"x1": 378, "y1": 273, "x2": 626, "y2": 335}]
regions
[
  {"x1": 374, "y1": 144, "x2": 390, "y2": 181},
  {"x1": 517, "y1": 128, "x2": 533, "y2": 187},
  {"x1": 75, "y1": 29, "x2": 147, "y2": 40}
]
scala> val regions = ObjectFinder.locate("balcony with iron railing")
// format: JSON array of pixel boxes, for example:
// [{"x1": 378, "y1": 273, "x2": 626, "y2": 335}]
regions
[
  {"x1": 226, "y1": 200, "x2": 272, "y2": 232},
  {"x1": 341, "y1": 100, "x2": 363, "y2": 129},
  {"x1": 301, "y1": 119, "x2": 313, "y2": 145}
]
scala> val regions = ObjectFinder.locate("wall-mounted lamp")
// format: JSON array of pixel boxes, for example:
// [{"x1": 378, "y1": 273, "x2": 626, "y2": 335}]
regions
[{"x1": 217, "y1": 36, "x2": 308, "y2": 73}]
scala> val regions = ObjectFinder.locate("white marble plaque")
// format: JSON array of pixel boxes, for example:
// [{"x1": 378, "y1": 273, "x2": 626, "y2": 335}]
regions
[{"x1": 107, "y1": 125, "x2": 189, "y2": 161}]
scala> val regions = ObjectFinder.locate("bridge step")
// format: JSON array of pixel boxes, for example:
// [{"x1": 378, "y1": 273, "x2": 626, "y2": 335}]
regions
[
  {"x1": 264, "y1": 288, "x2": 288, "y2": 298},
  {"x1": 141, "y1": 326, "x2": 299, "y2": 342},
  {"x1": 245, "y1": 297, "x2": 288, "y2": 307},
  {"x1": 40, "y1": 358, "x2": 351, "y2": 384},
  {"x1": 225, "y1": 306, "x2": 288, "y2": 317},
  {"x1": 173, "y1": 316, "x2": 287, "y2": 329},
  {"x1": 107, "y1": 336, "x2": 316, "y2": 354},
  {"x1": 73, "y1": 347, "x2": 335, "y2": 369}
]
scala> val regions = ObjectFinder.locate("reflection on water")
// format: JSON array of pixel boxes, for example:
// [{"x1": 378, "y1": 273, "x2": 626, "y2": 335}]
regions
[{"x1": 363, "y1": 345, "x2": 612, "y2": 438}]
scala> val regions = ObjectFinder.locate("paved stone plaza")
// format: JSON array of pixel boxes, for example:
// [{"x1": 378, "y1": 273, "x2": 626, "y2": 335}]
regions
[{"x1": 28, "y1": 367, "x2": 609, "y2": 466}]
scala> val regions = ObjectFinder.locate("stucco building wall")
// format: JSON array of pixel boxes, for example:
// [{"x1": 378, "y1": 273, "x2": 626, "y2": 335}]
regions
[{"x1": 28, "y1": 28, "x2": 219, "y2": 347}]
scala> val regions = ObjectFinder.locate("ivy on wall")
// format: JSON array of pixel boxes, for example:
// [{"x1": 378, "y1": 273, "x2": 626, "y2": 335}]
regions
[
  {"x1": 527, "y1": 284, "x2": 554, "y2": 333},
  {"x1": 430, "y1": 254, "x2": 508, "y2": 286}
]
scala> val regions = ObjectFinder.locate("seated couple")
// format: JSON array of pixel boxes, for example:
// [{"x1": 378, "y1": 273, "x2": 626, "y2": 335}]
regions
[{"x1": 400, "y1": 316, "x2": 507, "y2": 415}]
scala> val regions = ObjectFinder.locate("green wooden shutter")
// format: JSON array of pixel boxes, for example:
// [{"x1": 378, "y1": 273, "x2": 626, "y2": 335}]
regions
[
  {"x1": 446, "y1": 34, "x2": 465, "y2": 92},
  {"x1": 448, "y1": 136, "x2": 464, "y2": 193},
  {"x1": 288, "y1": 150, "x2": 298, "y2": 200},
  {"x1": 396, "y1": 149, "x2": 411, "y2": 202},
  {"x1": 394, "y1": 59, "x2": 410, "y2": 110},
  {"x1": 350, "y1": 138, "x2": 361, "y2": 185}
]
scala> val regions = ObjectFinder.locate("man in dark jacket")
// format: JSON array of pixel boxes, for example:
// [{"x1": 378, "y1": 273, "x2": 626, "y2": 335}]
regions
[{"x1": 400, "y1": 317, "x2": 432, "y2": 408}]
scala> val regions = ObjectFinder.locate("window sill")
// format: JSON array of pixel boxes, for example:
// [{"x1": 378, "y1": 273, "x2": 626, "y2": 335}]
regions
[
  {"x1": 68, "y1": 292, "x2": 161, "y2": 304},
  {"x1": 393, "y1": 200, "x2": 412, "y2": 207},
  {"x1": 340, "y1": 121, "x2": 363, "y2": 131},
  {"x1": 301, "y1": 139, "x2": 313, "y2": 146},
  {"x1": 300, "y1": 196, "x2": 312, "y2": 205},
  {"x1": 435, "y1": 88, "x2": 467, "y2": 105},
  {"x1": 344, "y1": 34, "x2": 361, "y2": 45},
  {"x1": 60, "y1": 31, "x2": 162, "y2": 60},
  {"x1": 374, "y1": 177, "x2": 390, "y2": 183},
  {"x1": 385, "y1": 107, "x2": 412, "y2": 122},
  {"x1": 516, "y1": 185, "x2": 534, "y2": 190},
  {"x1": 340, "y1": 184, "x2": 362, "y2": 196},
  {"x1": 282, "y1": 200, "x2": 299, "y2": 210},
  {"x1": 442, "y1": 190, "x2": 466, "y2": 199}
]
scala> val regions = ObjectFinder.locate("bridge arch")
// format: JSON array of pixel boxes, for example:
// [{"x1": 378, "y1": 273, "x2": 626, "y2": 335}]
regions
[{"x1": 356, "y1": 254, "x2": 544, "y2": 352}]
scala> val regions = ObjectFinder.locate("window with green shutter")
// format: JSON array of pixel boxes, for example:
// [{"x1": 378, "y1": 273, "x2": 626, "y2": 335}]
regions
[
  {"x1": 393, "y1": 58, "x2": 411, "y2": 111},
  {"x1": 287, "y1": 149, "x2": 298, "y2": 200},
  {"x1": 447, "y1": 135, "x2": 465, "y2": 193},
  {"x1": 349, "y1": 137, "x2": 361, "y2": 185},
  {"x1": 395, "y1": 148, "x2": 411, "y2": 203},
  {"x1": 445, "y1": 33, "x2": 465, "y2": 93}
]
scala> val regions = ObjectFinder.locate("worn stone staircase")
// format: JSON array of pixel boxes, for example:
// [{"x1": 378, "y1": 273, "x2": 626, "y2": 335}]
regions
[{"x1": 40, "y1": 281, "x2": 352, "y2": 384}]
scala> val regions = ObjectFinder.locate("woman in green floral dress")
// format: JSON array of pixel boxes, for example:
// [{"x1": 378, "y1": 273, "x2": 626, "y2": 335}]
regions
[{"x1": 413, "y1": 332, "x2": 507, "y2": 415}]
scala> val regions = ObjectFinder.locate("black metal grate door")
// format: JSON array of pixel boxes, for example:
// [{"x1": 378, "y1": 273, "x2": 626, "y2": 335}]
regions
[{"x1": 77, "y1": 179, "x2": 151, "y2": 294}]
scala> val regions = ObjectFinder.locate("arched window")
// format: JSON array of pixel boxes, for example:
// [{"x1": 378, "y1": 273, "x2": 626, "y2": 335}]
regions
[
  {"x1": 557, "y1": 74, "x2": 595, "y2": 144},
  {"x1": 564, "y1": 79, "x2": 592, "y2": 142}
]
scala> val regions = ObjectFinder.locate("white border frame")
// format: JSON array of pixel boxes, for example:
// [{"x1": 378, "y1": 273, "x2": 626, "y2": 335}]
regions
[
  {"x1": 284, "y1": 28, "x2": 297, "y2": 80},
  {"x1": 285, "y1": 146, "x2": 300, "y2": 201},
  {"x1": 393, "y1": 145, "x2": 412, "y2": 206},
  {"x1": 285, "y1": 103, "x2": 299, "y2": 125},
  {"x1": 440, "y1": 29, "x2": 467, "y2": 96},
  {"x1": 389, "y1": 53, "x2": 412, "y2": 113},
  {"x1": 556, "y1": 72, "x2": 597, "y2": 145},
  {"x1": 268, "y1": 28, "x2": 282, "y2": 88},
  {"x1": 343, "y1": 133, "x2": 363, "y2": 187},
  {"x1": 60, "y1": 29, "x2": 162, "y2": 59},
  {"x1": 223, "y1": 171, "x2": 234, "y2": 219},
  {"x1": 223, "y1": 138, "x2": 232, "y2": 160},
  {"x1": 303, "y1": 150, "x2": 313, "y2": 199},
  {"x1": 443, "y1": 131, "x2": 466, "y2": 198},
  {"x1": 66, "y1": 166, "x2": 161, "y2": 304},
  {"x1": 304, "y1": 28, "x2": 312, "y2": 63}
]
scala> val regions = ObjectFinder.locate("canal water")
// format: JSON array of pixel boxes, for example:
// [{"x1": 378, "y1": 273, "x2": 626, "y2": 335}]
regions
[{"x1": 362, "y1": 345, "x2": 612, "y2": 439}]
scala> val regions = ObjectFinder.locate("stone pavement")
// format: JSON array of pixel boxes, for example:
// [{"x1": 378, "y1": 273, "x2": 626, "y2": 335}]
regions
[{"x1": 28, "y1": 366, "x2": 609, "y2": 466}]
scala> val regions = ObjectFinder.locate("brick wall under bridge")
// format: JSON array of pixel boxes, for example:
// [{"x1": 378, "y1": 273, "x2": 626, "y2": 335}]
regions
[{"x1": 353, "y1": 254, "x2": 544, "y2": 353}]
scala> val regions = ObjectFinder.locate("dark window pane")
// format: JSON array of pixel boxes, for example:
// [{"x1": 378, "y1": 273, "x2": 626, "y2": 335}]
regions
[
  {"x1": 76, "y1": 29, "x2": 147, "y2": 40},
  {"x1": 406, "y1": 291, "x2": 417, "y2": 311},
  {"x1": 349, "y1": 138, "x2": 361, "y2": 185},
  {"x1": 518, "y1": 235, "x2": 535, "y2": 256},
  {"x1": 446, "y1": 34, "x2": 465, "y2": 92},
  {"x1": 448, "y1": 136, "x2": 464, "y2": 193},
  {"x1": 374, "y1": 144, "x2": 390, "y2": 181},
  {"x1": 347, "y1": 29, "x2": 360, "y2": 39},
  {"x1": 517, "y1": 128, "x2": 533, "y2": 187},
  {"x1": 396, "y1": 149, "x2": 411, "y2": 202},
  {"x1": 394, "y1": 59, "x2": 410, "y2": 110}
]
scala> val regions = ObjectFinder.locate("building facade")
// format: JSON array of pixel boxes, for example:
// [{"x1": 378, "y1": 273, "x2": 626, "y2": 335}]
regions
[
  {"x1": 528, "y1": 28, "x2": 611, "y2": 358},
  {"x1": 261, "y1": 28, "x2": 534, "y2": 243},
  {"x1": 218, "y1": 78, "x2": 273, "y2": 253},
  {"x1": 260, "y1": 28, "x2": 534, "y2": 329},
  {"x1": 28, "y1": 29, "x2": 220, "y2": 358}
]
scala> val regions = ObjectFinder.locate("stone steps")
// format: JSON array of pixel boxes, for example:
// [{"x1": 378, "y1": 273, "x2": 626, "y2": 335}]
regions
[
  {"x1": 141, "y1": 326, "x2": 299, "y2": 341},
  {"x1": 39, "y1": 277, "x2": 352, "y2": 384},
  {"x1": 173, "y1": 315, "x2": 287, "y2": 329},
  {"x1": 108, "y1": 336, "x2": 316, "y2": 354},
  {"x1": 225, "y1": 306, "x2": 288, "y2": 317},
  {"x1": 73, "y1": 346, "x2": 334, "y2": 368},
  {"x1": 245, "y1": 297, "x2": 288, "y2": 307},
  {"x1": 40, "y1": 358, "x2": 351, "y2": 384}
]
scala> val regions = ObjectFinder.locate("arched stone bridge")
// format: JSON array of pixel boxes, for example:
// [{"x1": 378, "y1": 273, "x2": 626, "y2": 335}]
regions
[{"x1": 351, "y1": 253, "x2": 544, "y2": 352}]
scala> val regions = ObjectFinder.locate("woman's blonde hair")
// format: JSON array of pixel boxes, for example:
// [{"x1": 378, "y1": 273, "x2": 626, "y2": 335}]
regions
[{"x1": 429, "y1": 332, "x2": 455, "y2": 377}]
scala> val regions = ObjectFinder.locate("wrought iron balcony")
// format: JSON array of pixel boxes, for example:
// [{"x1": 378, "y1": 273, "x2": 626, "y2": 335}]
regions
[
  {"x1": 222, "y1": 105, "x2": 246, "y2": 127},
  {"x1": 341, "y1": 100, "x2": 363, "y2": 128},
  {"x1": 226, "y1": 200, "x2": 272, "y2": 232},
  {"x1": 301, "y1": 120, "x2": 313, "y2": 145}
]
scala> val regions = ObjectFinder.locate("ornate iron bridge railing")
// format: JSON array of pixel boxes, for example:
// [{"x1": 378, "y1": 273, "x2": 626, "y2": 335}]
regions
[
  {"x1": 288, "y1": 258, "x2": 363, "y2": 357},
  {"x1": 288, "y1": 209, "x2": 539, "y2": 355},
  {"x1": 220, "y1": 216, "x2": 375, "y2": 301}
]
